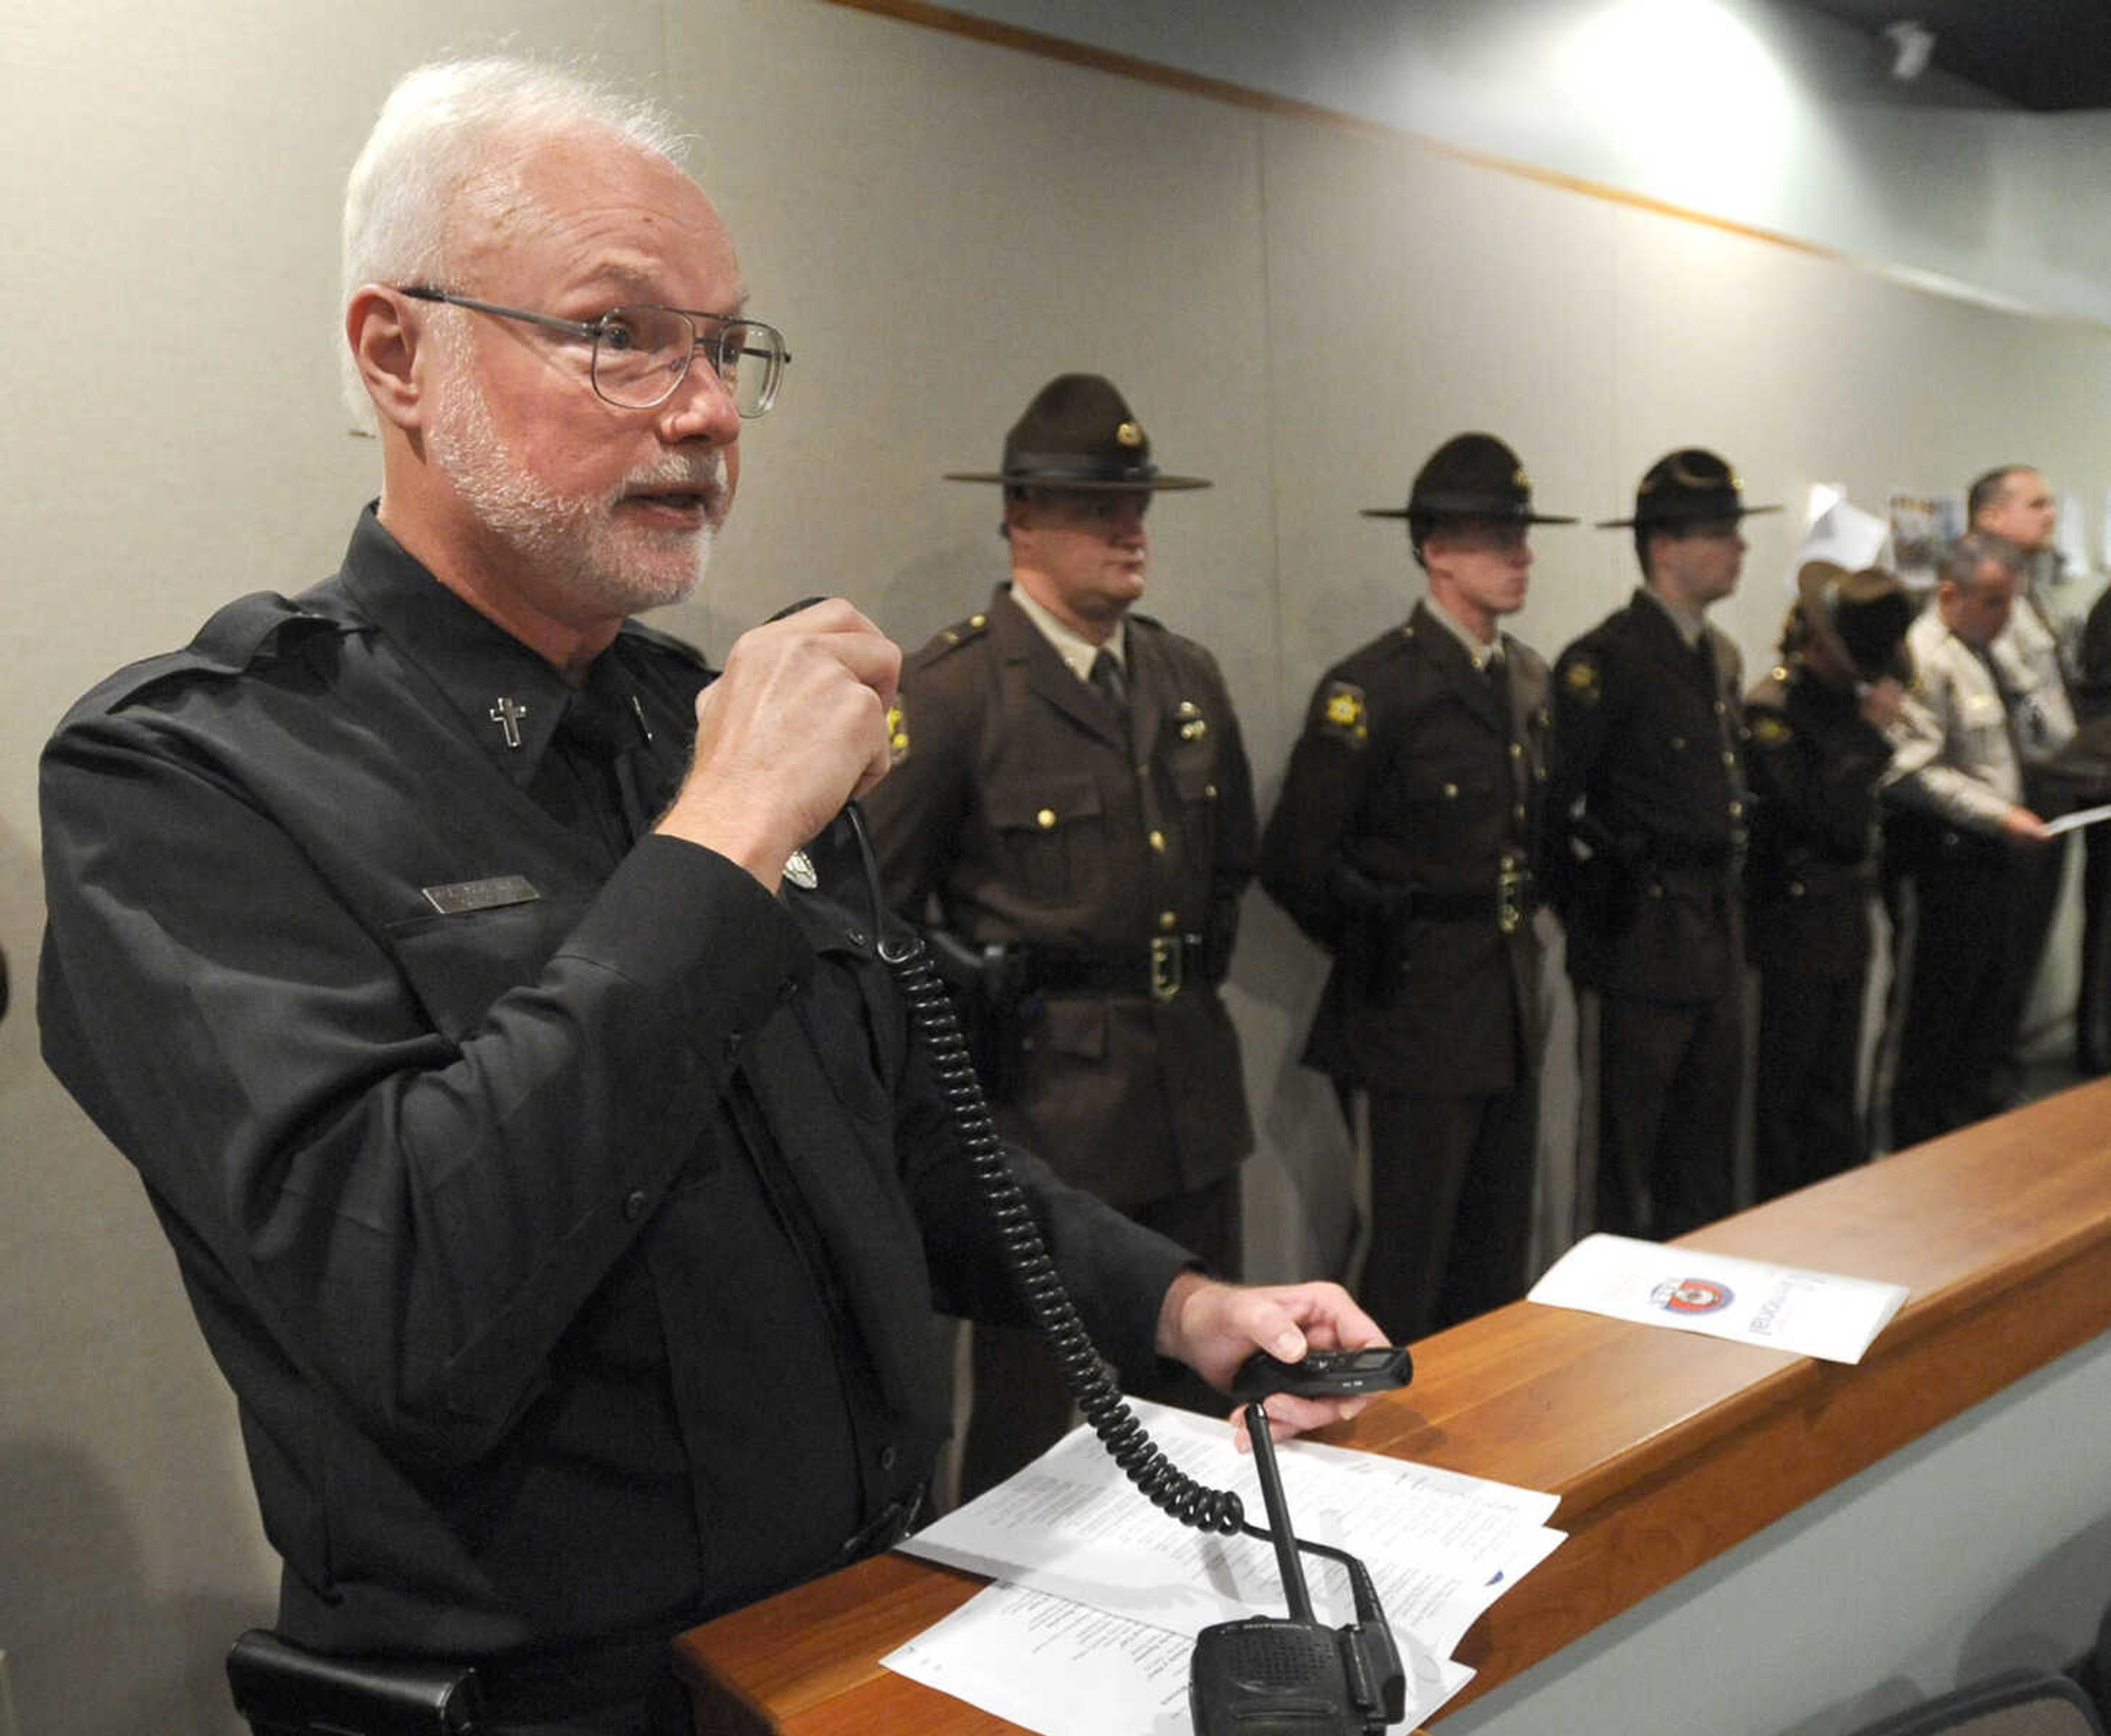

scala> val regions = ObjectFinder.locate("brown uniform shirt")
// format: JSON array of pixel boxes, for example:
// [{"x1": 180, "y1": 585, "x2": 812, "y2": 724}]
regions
[
  {"x1": 1261, "y1": 601, "x2": 1549, "y2": 1096},
  {"x1": 862, "y1": 587, "x2": 1257, "y2": 1209}
]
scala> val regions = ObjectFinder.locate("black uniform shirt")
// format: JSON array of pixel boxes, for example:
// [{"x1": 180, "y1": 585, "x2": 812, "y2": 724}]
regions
[{"x1": 38, "y1": 508, "x2": 1187, "y2": 1671}]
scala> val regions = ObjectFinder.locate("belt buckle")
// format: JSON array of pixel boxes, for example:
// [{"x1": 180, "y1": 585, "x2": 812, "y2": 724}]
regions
[
  {"x1": 1149, "y1": 935, "x2": 1184, "y2": 1002},
  {"x1": 1497, "y1": 866, "x2": 1525, "y2": 936}
]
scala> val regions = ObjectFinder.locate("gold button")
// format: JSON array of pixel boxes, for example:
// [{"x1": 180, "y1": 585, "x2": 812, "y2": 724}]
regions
[
  {"x1": 1513, "y1": 805, "x2": 1526, "y2": 822},
  {"x1": 1671, "y1": 735, "x2": 1687, "y2": 751},
  {"x1": 1509, "y1": 742, "x2": 1522, "y2": 758},
  {"x1": 1159, "y1": 910, "x2": 1179, "y2": 931},
  {"x1": 1729, "y1": 799, "x2": 1745, "y2": 818},
  {"x1": 1149, "y1": 830, "x2": 1166, "y2": 852},
  {"x1": 971, "y1": 613, "x2": 987, "y2": 628},
  {"x1": 1722, "y1": 750, "x2": 1736, "y2": 767},
  {"x1": 1443, "y1": 782, "x2": 1459, "y2": 799},
  {"x1": 1037, "y1": 808, "x2": 1056, "y2": 829},
  {"x1": 1205, "y1": 783, "x2": 1218, "y2": 800}
]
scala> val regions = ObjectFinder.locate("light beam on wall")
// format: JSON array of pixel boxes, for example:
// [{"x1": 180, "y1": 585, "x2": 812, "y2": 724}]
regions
[{"x1": 1561, "y1": 0, "x2": 1793, "y2": 214}]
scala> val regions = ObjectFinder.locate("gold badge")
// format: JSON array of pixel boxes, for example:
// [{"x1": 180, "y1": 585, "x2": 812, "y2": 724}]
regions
[
  {"x1": 1563, "y1": 658, "x2": 1602, "y2": 704},
  {"x1": 887, "y1": 698, "x2": 910, "y2": 764},
  {"x1": 1319, "y1": 681, "x2": 1369, "y2": 746},
  {"x1": 1116, "y1": 421, "x2": 1144, "y2": 448}
]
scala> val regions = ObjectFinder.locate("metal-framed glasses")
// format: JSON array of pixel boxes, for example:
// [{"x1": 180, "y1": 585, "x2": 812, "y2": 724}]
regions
[{"x1": 398, "y1": 286, "x2": 791, "y2": 417}]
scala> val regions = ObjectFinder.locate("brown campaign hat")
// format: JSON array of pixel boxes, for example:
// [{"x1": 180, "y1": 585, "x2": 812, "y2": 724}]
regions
[
  {"x1": 1362, "y1": 432, "x2": 1575, "y2": 525},
  {"x1": 945, "y1": 373, "x2": 1209, "y2": 491},
  {"x1": 1597, "y1": 447, "x2": 1781, "y2": 529},
  {"x1": 1795, "y1": 559, "x2": 1916, "y2": 684}
]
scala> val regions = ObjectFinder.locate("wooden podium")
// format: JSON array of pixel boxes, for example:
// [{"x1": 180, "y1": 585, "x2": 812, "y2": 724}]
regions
[{"x1": 673, "y1": 1079, "x2": 2111, "y2": 1733}]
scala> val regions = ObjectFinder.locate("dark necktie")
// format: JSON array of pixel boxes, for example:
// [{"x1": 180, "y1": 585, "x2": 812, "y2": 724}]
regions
[
  {"x1": 557, "y1": 684, "x2": 653, "y2": 844},
  {"x1": 1090, "y1": 648, "x2": 1129, "y2": 725}
]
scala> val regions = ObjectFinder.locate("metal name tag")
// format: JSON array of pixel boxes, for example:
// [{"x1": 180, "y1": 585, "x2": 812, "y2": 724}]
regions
[{"x1": 421, "y1": 875, "x2": 542, "y2": 915}]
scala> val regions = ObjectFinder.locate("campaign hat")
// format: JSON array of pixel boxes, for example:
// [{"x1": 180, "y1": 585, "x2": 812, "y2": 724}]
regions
[
  {"x1": 1795, "y1": 559, "x2": 1915, "y2": 684},
  {"x1": 945, "y1": 373, "x2": 1208, "y2": 490},
  {"x1": 1362, "y1": 432, "x2": 1574, "y2": 525},
  {"x1": 1597, "y1": 447, "x2": 1781, "y2": 529}
]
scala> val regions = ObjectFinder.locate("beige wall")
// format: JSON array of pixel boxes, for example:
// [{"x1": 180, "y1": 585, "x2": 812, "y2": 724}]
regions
[{"x1": 4, "y1": 3, "x2": 2108, "y2": 1729}]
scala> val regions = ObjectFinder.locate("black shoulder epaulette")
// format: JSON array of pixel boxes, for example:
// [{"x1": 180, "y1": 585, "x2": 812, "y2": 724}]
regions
[{"x1": 188, "y1": 591, "x2": 346, "y2": 672}]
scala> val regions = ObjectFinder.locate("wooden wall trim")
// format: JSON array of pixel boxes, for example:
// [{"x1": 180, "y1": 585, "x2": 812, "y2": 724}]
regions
[{"x1": 819, "y1": 0, "x2": 2101, "y2": 331}]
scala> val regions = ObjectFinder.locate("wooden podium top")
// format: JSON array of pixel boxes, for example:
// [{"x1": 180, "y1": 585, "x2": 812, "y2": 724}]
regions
[{"x1": 673, "y1": 1079, "x2": 2111, "y2": 1734}]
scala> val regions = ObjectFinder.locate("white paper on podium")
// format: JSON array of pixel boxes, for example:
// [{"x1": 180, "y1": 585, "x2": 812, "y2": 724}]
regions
[
  {"x1": 883, "y1": 1398, "x2": 1563, "y2": 1732},
  {"x1": 884, "y1": 1580, "x2": 1474, "y2": 1736},
  {"x1": 1527, "y1": 1232, "x2": 1908, "y2": 1363}
]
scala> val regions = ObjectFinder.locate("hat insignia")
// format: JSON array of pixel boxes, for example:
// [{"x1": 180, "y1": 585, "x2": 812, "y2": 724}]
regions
[
  {"x1": 1116, "y1": 421, "x2": 1144, "y2": 448},
  {"x1": 1515, "y1": 466, "x2": 1530, "y2": 488}
]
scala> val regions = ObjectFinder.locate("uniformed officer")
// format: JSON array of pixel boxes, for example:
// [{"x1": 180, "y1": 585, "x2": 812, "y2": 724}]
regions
[
  {"x1": 861, "y1": 373, "x2": 1258, "y2": 1497},
  {"x1": 1259, "y1": 433, "x2": 1569, "y2": 1341},
  {"x1": 1744, "y1": 561, "x2": 1914, "y2": 1201},
  {"x1": 1880, "y1": 533, "x2": 2054, "y2": 1147},
  {"x1": 1545, "y1": 449, "x2": 1773, "y2": 1240},
  {"x1": 1965, "y1": 466, "x2": 2080, "y2": 1096}
]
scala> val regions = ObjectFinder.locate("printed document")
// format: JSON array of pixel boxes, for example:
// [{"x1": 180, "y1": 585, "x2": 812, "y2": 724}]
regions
[
  {"x1": 883, "y1": 1398, "x2": 1562, "y2": 1734},
  {"x1": 1528, "y1": 1232, "x2": 1908, "y2": 1363}
]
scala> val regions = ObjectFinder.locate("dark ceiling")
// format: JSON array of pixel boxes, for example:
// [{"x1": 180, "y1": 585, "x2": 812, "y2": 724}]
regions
[{"x1": 1797, "y1": 0, "x2": 2111, "y2": 109}]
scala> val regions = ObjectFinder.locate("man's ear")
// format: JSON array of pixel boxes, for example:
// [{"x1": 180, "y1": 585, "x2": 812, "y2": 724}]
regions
[{"x1": 346, "y1": 286, "x2": 427, "y2": 432}]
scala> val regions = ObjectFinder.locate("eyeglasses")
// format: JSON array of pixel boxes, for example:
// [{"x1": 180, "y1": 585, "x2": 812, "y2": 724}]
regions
[{"x1": 397, "y1": 286, "x2": 790, "y2": 417}]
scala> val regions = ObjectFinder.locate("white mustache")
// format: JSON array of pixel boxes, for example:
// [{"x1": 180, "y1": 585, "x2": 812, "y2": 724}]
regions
[{"x1": 620, "y1": 454, "x2": 728, "y2": 515}]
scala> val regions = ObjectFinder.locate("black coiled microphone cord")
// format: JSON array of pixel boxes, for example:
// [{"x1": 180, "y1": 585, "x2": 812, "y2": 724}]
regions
[{"x1": 846, "y1": 806, "x2": 1245, "y2": 1537}]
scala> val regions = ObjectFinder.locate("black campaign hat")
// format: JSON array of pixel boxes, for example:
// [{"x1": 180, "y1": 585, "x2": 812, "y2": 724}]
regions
[
  {"x1": 945, "y1": 373, "x2": 1209, "y2": 491},
  {"x1": 1362, "y1": 432, "x2": 1574, "y2": 524},
  {"x1": 1796, "y1": 559, "x2": 1916, "y2": 684},
  {"x1": 1596, "y1": 447, "x2": 1782, "y2": 529}
]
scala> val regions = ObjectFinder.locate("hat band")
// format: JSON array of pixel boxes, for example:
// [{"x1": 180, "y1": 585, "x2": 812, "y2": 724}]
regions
[
  {"x1": 1411, "y1": 488, "x2": 1533, "y2": 518},
  {"x1": 1636, "y1": 487, "x2": 1744, "y2": 523},
  {"x1": 1003, "y1": 449, "x2": 1161, "y2": 485}
]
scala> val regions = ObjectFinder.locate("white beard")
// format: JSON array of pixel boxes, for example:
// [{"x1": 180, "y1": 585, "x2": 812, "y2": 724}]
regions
[{"x1": 426, "y1": 364, "x2": 720, "y2": 616}]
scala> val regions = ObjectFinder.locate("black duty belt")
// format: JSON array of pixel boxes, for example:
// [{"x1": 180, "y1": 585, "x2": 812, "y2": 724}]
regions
[
  {"x1": 1031, "y1": 934, "x2": 1209, "y2": 1003},
  {"x1": 837, "y1": 1485, "x2": 927, "y2": 1565},
  {"x1": 1413, "y1": 866, "x2": 1539, "y2": 936}
]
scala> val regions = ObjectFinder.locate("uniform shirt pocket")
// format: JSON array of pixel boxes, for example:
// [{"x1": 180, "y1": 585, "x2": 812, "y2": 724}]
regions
[{"x1": 987, "y1": 775, "x2": 1106, "y2": 905}]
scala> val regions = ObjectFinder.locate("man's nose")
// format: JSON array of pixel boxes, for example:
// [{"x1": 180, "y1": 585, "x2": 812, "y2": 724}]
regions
[{"x1": 656, "y1": 358, "x2": 743, "y2": 444}]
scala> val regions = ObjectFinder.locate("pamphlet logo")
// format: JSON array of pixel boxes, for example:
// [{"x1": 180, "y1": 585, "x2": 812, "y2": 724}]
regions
[{"x1": 1650, "y1": 1276, "x2": 1732, "y2": 1315}]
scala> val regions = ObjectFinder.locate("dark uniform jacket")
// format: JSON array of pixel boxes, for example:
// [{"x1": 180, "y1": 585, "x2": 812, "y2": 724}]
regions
[
  {"x1": 1259, "y1": 601, "x2": 1549, "y2": 1096},
  {"x1": 1545, "y1": 590, "x2": 1749, "y2": 1002},
  {"x1": 862, "y1": 585, "x2": 1257, "y2": 1211},
  {"x1": 37, "y1": 510, "x2": 1190, "y2": 1672},
  {"x1": 1743, "y1": 661, "x2": 1892, "y2": 977}
]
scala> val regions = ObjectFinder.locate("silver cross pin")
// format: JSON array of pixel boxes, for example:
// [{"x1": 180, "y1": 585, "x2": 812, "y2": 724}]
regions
[{"x1": 489, "y1": 696, "x2": 528, "y2": 750}]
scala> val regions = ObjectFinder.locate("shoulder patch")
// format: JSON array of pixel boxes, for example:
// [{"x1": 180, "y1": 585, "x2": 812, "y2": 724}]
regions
[
  {"x1": 1318, "y1": 679, "x2": 1369, "y2": 747},
  {"x1": 887, "y1": 694, "x2": 911, "y2": 764},
  {"x1": 1562, "y1": 656, "x2": 1602, "y2": 704}
]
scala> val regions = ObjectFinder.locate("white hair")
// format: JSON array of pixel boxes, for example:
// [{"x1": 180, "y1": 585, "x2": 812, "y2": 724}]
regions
[{"x1": 339, "y1": 56, "x2": 689, "y2": 428}]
